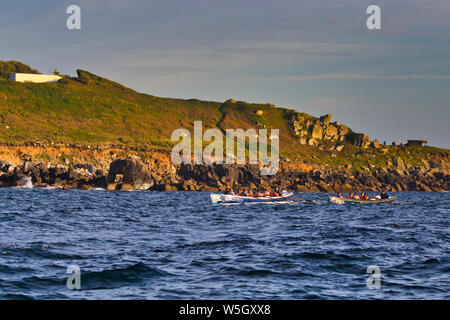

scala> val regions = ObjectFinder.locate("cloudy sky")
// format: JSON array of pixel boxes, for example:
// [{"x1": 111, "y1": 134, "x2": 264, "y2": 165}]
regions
[{"x1": 1, "y1": 0, "x2": 449, "y2": 148}]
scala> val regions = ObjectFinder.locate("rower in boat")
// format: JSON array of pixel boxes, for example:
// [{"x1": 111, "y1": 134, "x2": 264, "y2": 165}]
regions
[
  {"x1": 225, "y1": 189, "x2": 235, "y2": 195},
  {"x1": 235, "y1": 188, "x2": 283, "y2": 198},
  {"x1": 337, "y1": 191, "x2": 390, "y2": 201},
  {"x1": 328, "y1": 193, "x2": 396, "y2": 204}
]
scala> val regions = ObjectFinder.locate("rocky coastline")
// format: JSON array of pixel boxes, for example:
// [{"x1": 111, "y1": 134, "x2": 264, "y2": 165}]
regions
[
  {"x1": 1, "y1": 62, "x2": 448, "y2": 193},
  {"x1": 0, "y1": 146, "x2": 448, "y2": 192}
]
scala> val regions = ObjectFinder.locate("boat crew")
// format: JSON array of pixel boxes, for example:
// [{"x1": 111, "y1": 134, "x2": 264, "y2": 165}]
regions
[
  {"x1": 276, "y1": 187, "x2": 281, "y2": 196},
  {"x1": 225, "y1": 189, "x2": 234, "y2": 195},
  {"x1": 380, "y1": 191, "x2": 389, "y2": 199}
]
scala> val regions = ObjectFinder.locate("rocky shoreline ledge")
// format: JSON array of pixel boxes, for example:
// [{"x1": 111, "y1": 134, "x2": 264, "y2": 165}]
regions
[{"x1": 1, "y1": 152, "x2": 448, "y2": 192}]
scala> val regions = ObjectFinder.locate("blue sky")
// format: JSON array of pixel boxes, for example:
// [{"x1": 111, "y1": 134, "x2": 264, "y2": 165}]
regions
[{"x1": 1, "y1": 0, "x2": 449, "y2": 148}]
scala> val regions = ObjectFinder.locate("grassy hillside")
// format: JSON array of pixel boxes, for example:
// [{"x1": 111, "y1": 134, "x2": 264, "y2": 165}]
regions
[
  {"x1": 0, "y1": 62, "x2": 447, "y2": 169},
  {"x1": 0, "y1": 60, "x2": 40, "y2": 79},
  {"x1": 0, "y1": 67, "x2": 304, "y2": 152},
  {"x1": 0, "y1": 69, "x2": 222, "y2": 149}
]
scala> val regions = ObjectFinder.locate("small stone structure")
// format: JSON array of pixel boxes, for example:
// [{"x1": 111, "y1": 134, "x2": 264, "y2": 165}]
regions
[{"x1": 406, "y1": 140, "x2": 427, "y2": 147}]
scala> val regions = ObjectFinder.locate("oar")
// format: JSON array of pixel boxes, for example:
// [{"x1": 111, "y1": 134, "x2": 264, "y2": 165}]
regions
[
  {"x1": 286, "y1": 196, "x2": 316, "y2": 203},
  {"x1": 245, "y1": 195, "x2": 299, "y2": 203},
  {"x1": 248, "y1": 196, "x2": 288, "y2": 203},
  {"x1": 258, "y1": 195, "x2": 316, "y2": 203},
  {"x1": 257, "y1": 197, "x2": 282, "y2": 203}
]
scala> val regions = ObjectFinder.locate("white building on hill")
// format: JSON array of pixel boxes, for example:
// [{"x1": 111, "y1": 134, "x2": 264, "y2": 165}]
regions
[{"x1": 8, "y1": 73, "x2": 61, "y2": 83}]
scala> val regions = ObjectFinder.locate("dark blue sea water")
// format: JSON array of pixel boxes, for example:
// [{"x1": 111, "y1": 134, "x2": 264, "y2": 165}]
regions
[{"x1": 0, "y1": 189, "x2": 448, "y2": 300}]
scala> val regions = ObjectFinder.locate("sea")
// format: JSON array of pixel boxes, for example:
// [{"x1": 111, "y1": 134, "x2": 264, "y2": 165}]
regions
[{"x1": 0, "y1": 187, "x2": 448, "y2": 300}]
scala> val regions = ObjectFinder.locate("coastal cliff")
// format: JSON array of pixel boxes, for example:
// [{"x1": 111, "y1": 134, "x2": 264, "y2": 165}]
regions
[{"x1": 0, "y1": 60, "x2": 448, "y2": 192}]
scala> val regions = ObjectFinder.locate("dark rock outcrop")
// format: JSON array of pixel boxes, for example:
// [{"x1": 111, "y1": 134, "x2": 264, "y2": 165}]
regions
[{"x1": 107, "y1": 156, "x2": 154, "y2": 190}]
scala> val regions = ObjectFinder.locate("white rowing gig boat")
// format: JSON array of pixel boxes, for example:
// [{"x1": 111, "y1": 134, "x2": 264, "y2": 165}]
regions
[
  {"x1": 211, "y1": 191, "x2": 294, "y2": 205},
  {"x1": 329, "y1": 196, "x2": 396, "y2": 204}
]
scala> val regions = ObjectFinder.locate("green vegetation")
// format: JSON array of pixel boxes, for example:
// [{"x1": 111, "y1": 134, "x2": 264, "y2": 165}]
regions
[
  {"x1": 0, "y1": 66, "x2": 221, "y2": 149},
  {"x1": 0, "y1": 60, "x2": 447, "y2": 170},
  {"x1": 0, "y1": 60, "x2": 40, "y2": 79}
]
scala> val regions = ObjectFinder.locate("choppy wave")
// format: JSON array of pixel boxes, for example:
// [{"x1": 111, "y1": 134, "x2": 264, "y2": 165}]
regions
[
  {"x1": 0, "y1": 190, "x2": 448, "y2": 299},
  {"x1": 14, "y1": 177, "x2": 33, "y2": 189},
  {"x1": 80, "y1": 262, "x2": 170, "y2": 290}
]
